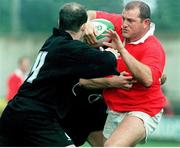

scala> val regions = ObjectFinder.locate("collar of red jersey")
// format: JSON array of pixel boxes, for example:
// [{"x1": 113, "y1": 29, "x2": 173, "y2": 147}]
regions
[{"x1": 125, "y1": 22, "x2": 155, "y2": 45}]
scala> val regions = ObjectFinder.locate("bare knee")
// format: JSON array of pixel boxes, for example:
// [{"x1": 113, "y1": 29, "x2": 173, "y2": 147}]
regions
[{"x1": 103, "y1": 116, "x2": 146, "y2": 147}]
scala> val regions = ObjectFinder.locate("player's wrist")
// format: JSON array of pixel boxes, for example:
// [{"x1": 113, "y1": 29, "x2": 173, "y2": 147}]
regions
[{"x1": 117, "y1": 46, "x2": 125, "y2": 54}]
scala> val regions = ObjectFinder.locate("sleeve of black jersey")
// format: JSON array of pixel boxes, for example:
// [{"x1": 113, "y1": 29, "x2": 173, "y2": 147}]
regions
[{"x1": 70, "y1": 41, "x2": 119, "y2": 79}]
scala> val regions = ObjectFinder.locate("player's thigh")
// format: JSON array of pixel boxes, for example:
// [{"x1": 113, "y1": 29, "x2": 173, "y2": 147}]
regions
[
  {"x1": 0, "y1": 125, "x2": 10, "y2": 146},
  {"x1": 61, "y1": 98, "x2": 107, "y2": 146},
  {"x1": 104, "y1": 115, "x2": 145, "y2": 147},
  {"x1": 22, "y1": 113, "x2": 74, "y2": 147},
  {"x1": 0, "y1": 107, "x2": 23, "y2": 146}
]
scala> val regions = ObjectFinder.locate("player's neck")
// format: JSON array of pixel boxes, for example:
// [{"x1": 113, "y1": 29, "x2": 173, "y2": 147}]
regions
[{"x1": 66, "y1": 30, "x2": 81, "y2": 40}]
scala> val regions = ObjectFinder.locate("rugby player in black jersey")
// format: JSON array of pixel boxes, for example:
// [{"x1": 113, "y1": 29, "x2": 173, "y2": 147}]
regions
[{"x1": 0, "y1": 2, "x2": 122, "y2": 147}]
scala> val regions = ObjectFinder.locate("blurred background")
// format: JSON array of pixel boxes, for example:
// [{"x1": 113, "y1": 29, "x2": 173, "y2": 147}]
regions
[{"x1": 0, "y1": 0, "x2": 180, "y2": 146}]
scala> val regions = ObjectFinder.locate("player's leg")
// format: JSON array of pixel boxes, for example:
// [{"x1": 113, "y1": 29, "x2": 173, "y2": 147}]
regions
[
  {"x1": 0, "y1": 121, "x2": 11, "y2": 146},
  {"x1": 0, "y1": 106, "x2": 21, "y2": 146},
  {"x1": 63, "y1": 85, "x2": 107, "y2": 146},
  {"x1": 103, "y1": 110, "x2": 163, "y2": 147},
  {"x1": 87, "y1": 130, "x2": 106, "y2": 146},
  {"x1": 104, "y1": 115, "x2": 145, "y2": 147},
  {"x1": 85, "y1": 96, "x2": 107, "y2": 147},
  {"x1": 21, "y1": 112, "x2": 74, "y2": 147},
  {"x1": 60, "y1": 93, "x2": 107, "y2": 147}
]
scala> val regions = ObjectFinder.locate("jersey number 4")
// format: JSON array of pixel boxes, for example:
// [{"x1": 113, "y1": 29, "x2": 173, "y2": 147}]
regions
[{"x1": 27, "y1": 51, "x2": 48, "y2": 83}]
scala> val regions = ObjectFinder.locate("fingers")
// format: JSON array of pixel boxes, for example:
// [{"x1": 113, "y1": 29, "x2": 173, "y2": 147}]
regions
[
  {"x1": 84, "y1": 22, "x2": 98, "y2": 45},
  {"x1": 120, "y1": 71, "x2": 130, "y2": 76},
  {"x1": 84, "y1": 33, "x2": 97, "y2": 45},
  {"x1": 102, "y1": 41, "x2": 112, "y2": 48},
  {"x1": 120, "y1": 71, "x2": 138, "y2": 84},
  {"x1": 102, "y1": 30, "x2": 124, "y2": 51},
  {"x1": 102, "y1": 30, "x2": 119, "y2": 38},
  {"x1": 120, "y1": 71, "x2": 133, "y2": 80},
  {"x1": 119, "y1": 82, "x2": 133, "y2": 90},
  {"x1": 118, "y1": 71, "x2": 137, "y2": 90},
  {"x1": 123, "y1": 83, "x2": 133, "y2": 90},
  {"x1": 131, "y1": 79, "x2": 138, "y2": 84}
]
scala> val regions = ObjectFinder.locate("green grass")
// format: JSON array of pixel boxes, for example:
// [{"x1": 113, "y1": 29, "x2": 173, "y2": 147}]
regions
[
  {"x1": 137, "y1": 139, "x2": 180, "y2": 147},
  {"x1": 81, "y1": 139, "x2": 180, "y2": 147}
]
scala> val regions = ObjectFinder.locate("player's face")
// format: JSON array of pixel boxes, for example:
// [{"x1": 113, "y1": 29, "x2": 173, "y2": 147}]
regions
[
  {"x1": 121, "y1": 8, "x2": 148, "y2": 42},
  {"x1": 20, "y1": 58, "x2": 30, "y2": 73}
]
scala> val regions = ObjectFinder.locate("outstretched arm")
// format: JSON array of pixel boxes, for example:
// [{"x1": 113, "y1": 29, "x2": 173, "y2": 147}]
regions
[
  {"x1": 80, "y1": 71, "x2": 136, "y2": 90},
  {"x1": 87, "y1": 10, "x2": 97, "y2": 20}
]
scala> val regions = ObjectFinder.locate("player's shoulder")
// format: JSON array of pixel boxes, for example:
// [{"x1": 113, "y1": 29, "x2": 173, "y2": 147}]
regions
[
  {"x1": 96, "y1": 11, "x2": 122, "y2": 18},
  {"x1": 70, "y1": 39, "x2": 93, "y2": 50},
  {"x1": 147, "y1": 35, "x2": 163, "y2": 49}
]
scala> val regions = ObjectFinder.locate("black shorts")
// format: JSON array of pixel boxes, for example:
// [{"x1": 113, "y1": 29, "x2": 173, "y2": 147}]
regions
[
  {"x1": 60, "y1": 88, "x2": 107, "y2": 146},
  {"x1": 0, "y1": 107, "x2": 73, "y2": 147}
]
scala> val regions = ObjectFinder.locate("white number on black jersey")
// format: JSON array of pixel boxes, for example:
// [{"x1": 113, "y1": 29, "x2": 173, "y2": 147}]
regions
[{"x1": 27, "y1": 51, "x2": 48, "y2": 83}]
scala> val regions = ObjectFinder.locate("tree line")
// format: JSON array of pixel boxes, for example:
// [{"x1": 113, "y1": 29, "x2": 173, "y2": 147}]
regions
[{"x1": 0, "y1": 0, "x2": 179, "y2": 34}]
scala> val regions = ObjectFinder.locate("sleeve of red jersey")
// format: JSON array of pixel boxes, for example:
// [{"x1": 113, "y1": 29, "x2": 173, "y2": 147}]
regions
[{"x1": 141, "y1": 43, "x2": 166, "y2": 85}]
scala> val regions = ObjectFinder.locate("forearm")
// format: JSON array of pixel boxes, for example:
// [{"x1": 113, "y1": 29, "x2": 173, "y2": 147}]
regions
[
  {"x1": 79, "y1": 77, "x2": 112, "y2": 89},
  {"x1": 120, "y1": 48, "x2": 153, "y2": 87},
  {"x1": 80, "y1": 73, "x2": 134, "y2": 90},
  {"x1": 87, "y1": 10, "x2": 96, "y2": 20}
]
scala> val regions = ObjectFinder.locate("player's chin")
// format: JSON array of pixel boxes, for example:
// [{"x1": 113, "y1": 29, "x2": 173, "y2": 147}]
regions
[{"x1": 122, "y1": 32, "x2": 130, "y2": 38}]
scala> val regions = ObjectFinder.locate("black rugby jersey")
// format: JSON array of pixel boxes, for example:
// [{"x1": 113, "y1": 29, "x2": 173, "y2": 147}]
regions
[{"x1": 8, "y1": 28, "x2": 119, "y2": 119}]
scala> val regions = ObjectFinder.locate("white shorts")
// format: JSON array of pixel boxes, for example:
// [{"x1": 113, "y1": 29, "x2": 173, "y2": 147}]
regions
[{"x1": 103, "y1": 109, "x2": 163, "y2": 143}]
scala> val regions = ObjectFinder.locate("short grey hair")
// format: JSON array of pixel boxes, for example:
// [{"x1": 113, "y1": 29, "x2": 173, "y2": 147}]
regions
[{"x1": 125, "y1": 1, "x2": 151, "y2": 20}]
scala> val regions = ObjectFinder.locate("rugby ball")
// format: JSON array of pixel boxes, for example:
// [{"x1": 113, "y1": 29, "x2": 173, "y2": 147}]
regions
[{"x1": 91, "y1": 18, "x2": 114, "y2": 47}]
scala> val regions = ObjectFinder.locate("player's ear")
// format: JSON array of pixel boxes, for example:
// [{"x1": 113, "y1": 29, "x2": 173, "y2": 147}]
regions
[{"x1": 143, "y1": 18, "x2": 151, "y2": 29}]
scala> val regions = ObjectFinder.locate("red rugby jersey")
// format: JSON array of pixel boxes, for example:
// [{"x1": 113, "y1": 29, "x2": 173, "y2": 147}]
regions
[{"x1": 96, "y1": 11, "x2": 166, "y2": 116}]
